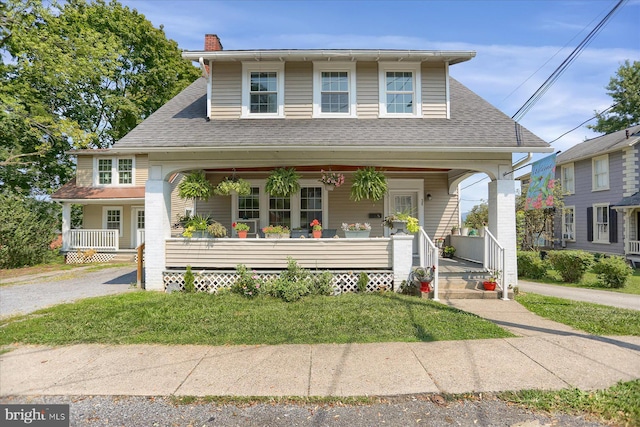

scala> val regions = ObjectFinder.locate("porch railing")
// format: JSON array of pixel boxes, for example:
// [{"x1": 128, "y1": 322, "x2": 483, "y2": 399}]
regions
[
  {"x1": 67, "y1": 229, "x2": 119, "y2": 251},
  {"x1": 418, "y1": 227, "x2": 439, "y2": 301},
  {"x1": 483, "y1": 227, "x2": 507, "y2": 300},
  {"x1": 628, "y1": 240, "x2": 640, "y2": 255}
]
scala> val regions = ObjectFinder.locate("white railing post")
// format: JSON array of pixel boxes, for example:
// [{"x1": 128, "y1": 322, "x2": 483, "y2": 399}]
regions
[
  {"x1": 418, "y1": 227, "x2": 439, "y2": 301},
  {"x1": 484, "y1": 227, "x2": 508, "y2": 300}
]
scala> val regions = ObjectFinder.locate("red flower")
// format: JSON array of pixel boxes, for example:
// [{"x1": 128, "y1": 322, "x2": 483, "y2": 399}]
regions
[{"x1": 232, "y1": 222, "x2": 237, "y2": 228}]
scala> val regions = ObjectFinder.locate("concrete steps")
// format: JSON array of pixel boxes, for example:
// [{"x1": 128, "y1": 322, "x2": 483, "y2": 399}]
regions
[{"x1": 419, "y1": 264, "x2": 513, "y2": 299}]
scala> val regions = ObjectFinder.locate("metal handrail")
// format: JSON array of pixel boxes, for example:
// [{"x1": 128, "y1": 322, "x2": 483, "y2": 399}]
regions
[{"x1": 418, "y1": 227, "x2": 439, "y2": 301}]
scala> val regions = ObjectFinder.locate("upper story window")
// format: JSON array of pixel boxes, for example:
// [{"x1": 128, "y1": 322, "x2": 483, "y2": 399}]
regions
[
  {"x1": 378, "y1": 62, "x2": 422, "y2": 117},
  {"x1": 95, "y1": 157, "x2": 134, "y2": 186},
  {"x1": 592, "y1": 154, "x2": 609, "y2": 191},
  {"x1": 561, "y1": 164, "x2": 574, "y2": 194},
  {"x1": 313, "y1": 62, "x2": 356, "y2": 117},
  {"x1": 241, "y1": 63, "x2": 285, "y2": 118}
]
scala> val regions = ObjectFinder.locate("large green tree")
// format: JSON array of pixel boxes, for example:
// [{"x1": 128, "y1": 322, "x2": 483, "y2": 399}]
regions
[
  {"x1": 589, "y1": 60, "x2": 640, "y2": 134},
  {"x1": 1, "y1": 0, "x2": 200, "y2": 195}
]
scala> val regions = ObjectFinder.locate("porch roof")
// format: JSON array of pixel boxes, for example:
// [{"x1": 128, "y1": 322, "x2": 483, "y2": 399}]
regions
[
  {"x1": 612, "y1": 191, "x2": 640, "y2": 210},
  {"x1": 106, "y1": 77, "x2": 550, "y2": 154},
  {"x1": 52, "y1": 179, "x2": 145, "y2": 202}
]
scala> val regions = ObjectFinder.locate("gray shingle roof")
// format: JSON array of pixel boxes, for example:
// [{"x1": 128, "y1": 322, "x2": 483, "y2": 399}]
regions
[
  {"x1": 113, "y1": 77, "x2": 550, "y2": 151},
  {"x1": 556, "y1": 125, "x2": 640, "y2": 164},
  {"x1": 612, "y1": 191, "x2": 640, "y2": 208}
]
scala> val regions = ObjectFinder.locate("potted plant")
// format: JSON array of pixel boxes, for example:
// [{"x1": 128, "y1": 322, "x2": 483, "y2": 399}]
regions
[
  {"x1": 412, "y1": 265, "x2": 436, "y2": 293},
  {"x1": 443, "y1": 245, "x2": 456, "y2": 258},
  {"x1": 182, "y1": 214, "x2": 211, "y2": 238},
  {"x1": 178, "y1": 171, "x2": 214, "y2": 205},
  {"x1": 232, "y1": 222, "x2": 250, "y2": 238},
  {"x1": 341, "y1": 222, "x2": 371, "y2": 238},
  {"x1": 214, "y1": 177, "x2": 251, "y2": 196},
  {"x1": 436, "y1": 237, "x2": 445, "y2": 249},
  {"x1": 383, "y1": 212, "x2": 419, "y2": 234},
  {"x1": 350, "y1": 167, "x2": 387, "y2": 201},
  {"x1": 208, "y1": 221, "x2": 227, "y2": 238},
  {"x1": 318, "y1": 170, "x2": 345, "y2": 191},
  {"x1": 262, "y1": 225, "x2": 290, "y2": 238},
  {"x1": 310, "y1": 219, "x2": 322, "y2": 238},
  {"x1": 483, "y1": 269, "x2": 500, "y2": 291},
  {"x1": 451, "y1": 225, "x2": 460, "y2": 235},
  {"x1": 265, "y1": 167, "x2": 301, "y2": 197}
]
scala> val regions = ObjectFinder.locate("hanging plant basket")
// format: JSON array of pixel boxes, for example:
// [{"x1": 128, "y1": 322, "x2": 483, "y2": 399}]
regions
[
  {"x1": 178, "y1": 171, "x2": 214, "y2": 201},
  {"x1": 350, "y1": 167, "x2": 388, "y2": 202},
  {"x1": 265, "y1": 167, "x2": 301, "y2": 197},
  {"x1": 214, "y1": 177, "x2": 251, "y2": 196}
]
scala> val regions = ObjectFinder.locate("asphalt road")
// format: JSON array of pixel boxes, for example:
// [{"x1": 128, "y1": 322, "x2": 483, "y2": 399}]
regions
[
  {"x1": 518, "y1": 280, "x2": 640, "y2": 310},
  {"x1": 0, "y1": 266, "x2": 137, "y2": 318}
]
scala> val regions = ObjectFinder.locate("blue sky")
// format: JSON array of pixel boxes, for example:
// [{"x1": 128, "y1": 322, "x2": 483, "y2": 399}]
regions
[{"x1": 121, "y1": 0, "x2": 639, "y2": 211}]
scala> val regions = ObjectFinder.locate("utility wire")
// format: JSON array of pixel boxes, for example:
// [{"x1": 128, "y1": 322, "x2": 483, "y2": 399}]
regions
[{"x1": 511, "y1": 0, "x2": 626, "y2": 122}]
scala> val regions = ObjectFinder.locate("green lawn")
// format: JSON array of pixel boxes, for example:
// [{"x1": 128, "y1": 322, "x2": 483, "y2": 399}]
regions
[
  {"x1": 0, "y1": 292, "x2": 514, "y2": 346},
  {"x1": 521, "y1": 268, "x2": 640, "y2": 295},
  {"x1": 516, "y1": 293, "x2": 640, "y2": 336},
  {"x1": 500, "y1": 379, "x2": 640, "y2": 427}
]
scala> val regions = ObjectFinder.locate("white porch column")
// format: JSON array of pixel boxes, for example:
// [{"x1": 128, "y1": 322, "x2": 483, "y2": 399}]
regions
[
  {"x1": 145, "y1": 166, "x2": 171, "y2": 291},
  {"x1": 61, "y1": 203, "x2": 71, "y2": 251},
  {"x1": 488, "y1": 179, "x2": 517, "y2": 293},
  {"x1": 392, "y1": 234, "x2": 414, "y2": 292}
]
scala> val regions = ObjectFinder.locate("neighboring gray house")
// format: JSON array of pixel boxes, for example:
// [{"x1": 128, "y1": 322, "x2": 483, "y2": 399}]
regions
[{"x1": 555, "y1": 125, "x2": 640, "y2": 265}]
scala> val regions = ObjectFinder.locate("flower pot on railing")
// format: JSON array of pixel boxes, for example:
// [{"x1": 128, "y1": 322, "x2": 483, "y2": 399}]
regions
[
  {"x1": 237, "y1": 230, "x2": 248, "y2": 239},
  {"x1": 344, "y1": 230, "x2": 370, "y2": 238},
  {"x1": 312, "y1": 230, "x2": 322, "y2": 238}
]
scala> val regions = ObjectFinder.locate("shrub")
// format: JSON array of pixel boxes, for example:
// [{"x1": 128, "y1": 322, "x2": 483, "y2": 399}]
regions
[
  {"x1": 0, "y1": 193, "x2": 59, "y2": 268},
  {"x1": 270, "y1": 277, "x2": 310, "y2": 302},
  {"x1": 231, "y1": 264, "x2": 261, "y2": 297},
  {"x1": 517, "y1": 251, "x2": 547, "y2": 279},
  {"x1": 546, "y1": 250, "x2": 594, "y2": 283},
  {"x1": 184, "y1": 265, "x2": 195, "y2": 293},
  {"x1": 357, "y1": 272, "x2": 369, "y2": 292},
  {"x1": 592, "y1": 256, "x2": 632, "y2": 288},
  {"x1": 310, "y1": 271, "x2": 334, "y2": 296}
]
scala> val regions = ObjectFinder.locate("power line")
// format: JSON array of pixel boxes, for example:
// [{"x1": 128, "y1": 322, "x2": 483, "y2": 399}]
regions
[{"x1": 511, "y1": 0, "x2": 626, "y2": 122}]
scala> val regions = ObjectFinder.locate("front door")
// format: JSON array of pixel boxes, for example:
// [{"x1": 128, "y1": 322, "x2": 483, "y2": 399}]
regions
[{"x1": 388, "y1": 191, "x2": 419, "y2": 254}]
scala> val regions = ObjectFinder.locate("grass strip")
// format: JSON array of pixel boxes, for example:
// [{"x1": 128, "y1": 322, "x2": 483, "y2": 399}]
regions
[
  {"x1": 516, "y1": 293, "x2": 640, "y2": 336},
  {"x1": 499, "y1": 380, "x2": 640, "y2": 427},
  {"x1": 0, "y1": 292, "x2": 513, "y2": 346}
]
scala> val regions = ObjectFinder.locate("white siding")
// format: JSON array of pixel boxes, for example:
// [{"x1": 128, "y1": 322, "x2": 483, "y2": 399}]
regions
[
  {"x1": 211, "y1": 62, "x2": 242, "y2": 119},
  {"x1": 285, "y1": 62, "x2": 312, "y2": 118},
  {"x1": 421, "y1": 63, "x2": 447, "y2": 118}
]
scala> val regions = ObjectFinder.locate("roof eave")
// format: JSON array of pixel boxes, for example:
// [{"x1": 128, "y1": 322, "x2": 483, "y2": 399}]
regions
[
  {"x1": 108, "y1": 145, "x2": 552, "y2": 154},
  {"x1": 182, "y1": 49, "x2": 476, "y2": 64}
]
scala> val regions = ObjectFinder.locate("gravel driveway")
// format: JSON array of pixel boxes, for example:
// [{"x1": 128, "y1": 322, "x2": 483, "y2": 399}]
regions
[{"x1": 0, "y1": 266, "x2": 137, "y2": 318}]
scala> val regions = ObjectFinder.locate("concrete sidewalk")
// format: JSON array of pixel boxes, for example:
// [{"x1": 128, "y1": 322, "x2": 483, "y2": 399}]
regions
[{"x1": 2, "y1": 300, "x2": 639, "y2": 397}]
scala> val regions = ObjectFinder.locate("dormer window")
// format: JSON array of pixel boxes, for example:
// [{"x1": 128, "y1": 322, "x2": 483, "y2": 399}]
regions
[
  {"x1": 313, "y1": 62, "x2": 356, "y2": 117},
  {"x1": 95, "y1": 157, "x2": 135, "y2": 186},
  {"x1": 378, "y1": 62, "x2": 422, "y2": 117},
  {"x1": 242, "y1": 63, "x2": 285, "y2": 118}
]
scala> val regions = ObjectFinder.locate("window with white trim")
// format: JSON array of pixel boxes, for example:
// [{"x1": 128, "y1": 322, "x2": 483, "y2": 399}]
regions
[
  {"x1": 268, "y1": 195, "x2": 291, "y2": 228},
  {"x1": 300, "y1": 186, "x2": 323, "y2": 226},
  {"x1": 313, "y1": 63, "x2": 356, "y2": 117},
  {"x1": 594, "y1": 204, "x2": 609, "y2": 243},
  {"x1": 592, "y1": 155, "x2": 609, "y2": 191},
  {"x1": 241, "y1": 63, "x2": 285, "y2": 118},
  {"x1": 238, "y1": 187, "x2": 260, "y2": 220},
  {"x1": 561, "y1": 164, "x2": 574, "y2": 194},
  {"x1": 378, "y1": 62, "x2": 422, "y2": 117},
  {"x1": 103, "y1": 207, "x2": 123, "y2": 237},
  {"x1": 95, "y1": 157, "x2": 134, "y2": 186},
  {"x1": 562, "y1": 206, "x2": 575, "y2": 241}
]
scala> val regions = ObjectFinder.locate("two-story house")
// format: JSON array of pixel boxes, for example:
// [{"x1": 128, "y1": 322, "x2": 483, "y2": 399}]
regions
[
  {"x1": 52, "y1": 34, "x2": 552, "y2": 295},
  {"x1": 556, "y1": 125, "x2": 640, "y2": 266}
]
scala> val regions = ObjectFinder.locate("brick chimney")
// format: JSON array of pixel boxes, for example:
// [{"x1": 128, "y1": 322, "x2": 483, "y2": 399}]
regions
[{"x1": 204, "y1": 34, "x2": 223, "y2": 51}]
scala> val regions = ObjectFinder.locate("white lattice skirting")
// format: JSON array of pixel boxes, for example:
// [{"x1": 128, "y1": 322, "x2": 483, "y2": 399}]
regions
[
  {"x1": 163, "y1": 270, "x2": 395, "y2": 293},
  {"x1": 66, "y1": 251, "x2": 115, "y2": 264}
]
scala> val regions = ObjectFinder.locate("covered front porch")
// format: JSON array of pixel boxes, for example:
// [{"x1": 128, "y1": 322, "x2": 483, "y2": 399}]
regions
[{"x1": 160, "y1": 226, "x2": 508, "y2": 300}]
